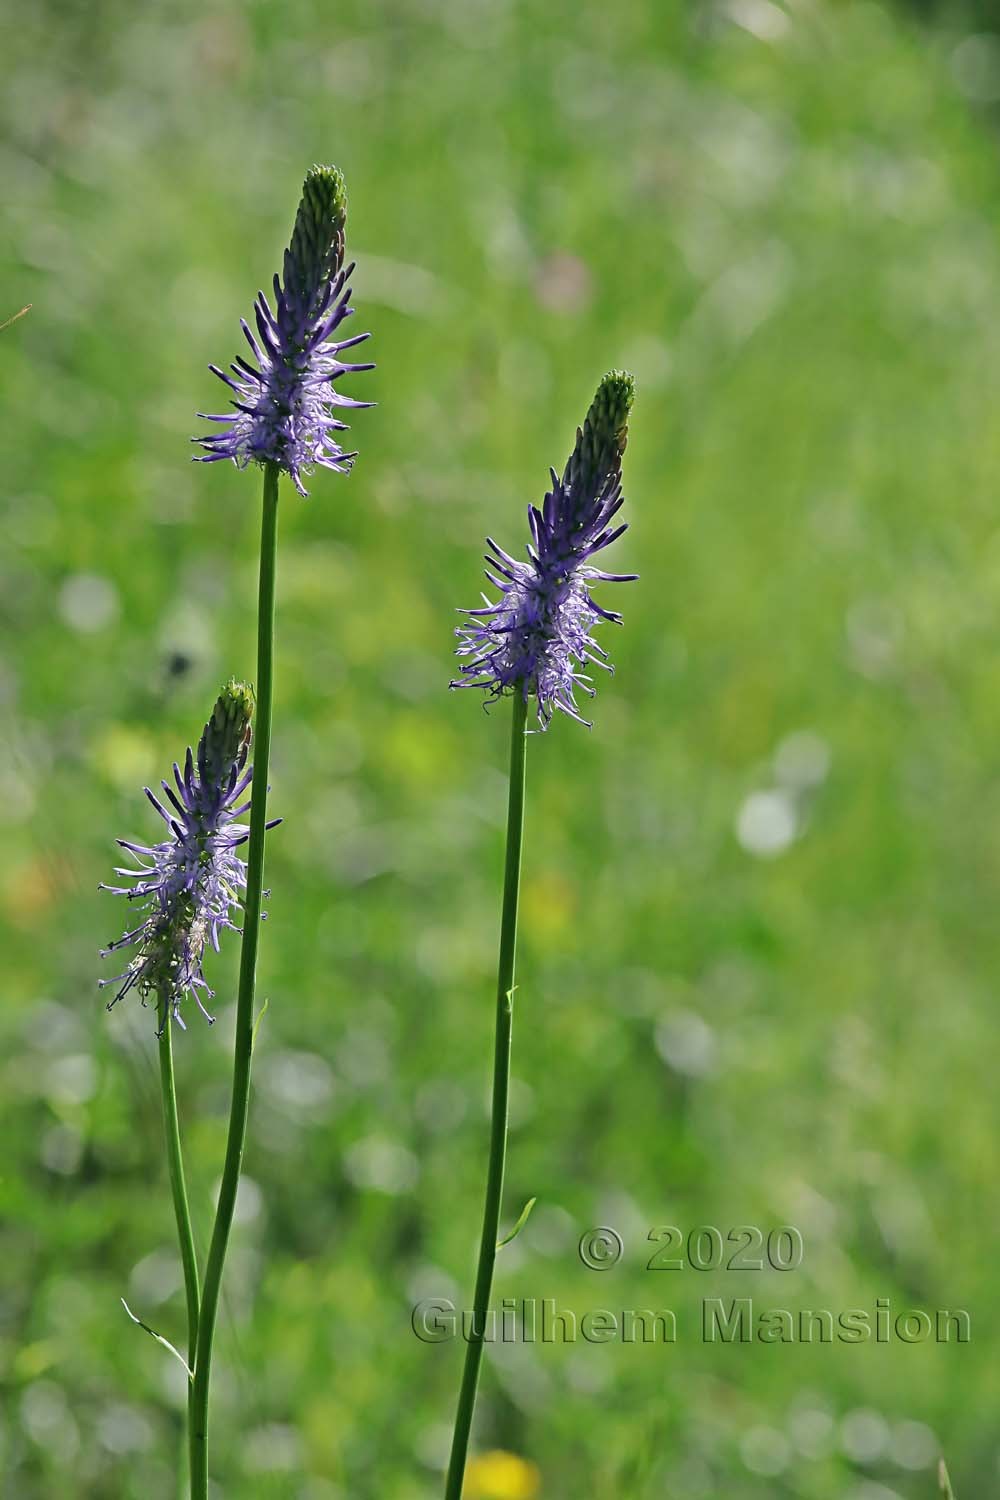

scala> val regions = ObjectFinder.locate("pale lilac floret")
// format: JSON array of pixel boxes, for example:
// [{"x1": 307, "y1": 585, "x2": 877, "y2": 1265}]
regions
[
  {"x1": 452, "y1": 371, "x2": 636, "y2": 729},
  {"x1": 193, "y1": 165, "x2": 373, "y2": 497}
]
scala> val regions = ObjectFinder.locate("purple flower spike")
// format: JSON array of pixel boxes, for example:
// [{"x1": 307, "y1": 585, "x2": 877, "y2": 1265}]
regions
[
  {"x1": 100, "y1": 683, "x2": 276, "y2": 1031},
  {"x1": 194, "y1": 165, "x2": 374, "y2": 497},
  {"x1": 452, "y1": 371, "x2": 637, "y2": 729}
]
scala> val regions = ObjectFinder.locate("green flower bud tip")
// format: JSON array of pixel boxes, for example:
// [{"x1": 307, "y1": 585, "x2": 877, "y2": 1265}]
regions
[
  {"x1": 566, "y1": 369, "x2": 635, "y2": 506},
  {"x1": 200, "y1": 680, "x2": 254, "y2": 783},
  {"x1": 287, "y1": 164, "x2": 348, "y2": 297},
  {"x1": 589, "y1": 369, "x2": 635, "y2": 452}
]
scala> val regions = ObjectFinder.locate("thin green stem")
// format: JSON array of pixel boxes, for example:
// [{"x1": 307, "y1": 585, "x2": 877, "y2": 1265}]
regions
[
  {"x1": 189, "y1": 462, "x2": 279, "y2": 1500},
  {"x1": 444, "y1": 690, "x2": 528, "y2": 1500},
  {"x1": 157, "y1": 1007, "x2": 200, "y2": 1370}
]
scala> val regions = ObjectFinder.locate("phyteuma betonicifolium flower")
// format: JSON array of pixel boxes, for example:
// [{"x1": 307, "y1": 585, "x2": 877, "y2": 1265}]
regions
[
  {"x1": 100, "y1": 682, "x2": 277, "y2": 1031},
  {"x1": 193, "y1": 164, "x2": 374, "y2": 497},
  {"x1": 451, "y1": 370, "x2": 637, "y2": 729}
]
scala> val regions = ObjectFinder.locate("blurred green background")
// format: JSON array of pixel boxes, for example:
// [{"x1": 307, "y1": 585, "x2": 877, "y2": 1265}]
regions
[{"x1": 4, "y1": 0, "x2": 1000, "y2": 1495}]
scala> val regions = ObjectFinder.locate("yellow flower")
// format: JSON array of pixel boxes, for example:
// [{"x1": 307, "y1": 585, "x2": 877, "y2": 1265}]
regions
[{"x1": 464, "y1": 1450, "x2": 540, "y2": 1500}]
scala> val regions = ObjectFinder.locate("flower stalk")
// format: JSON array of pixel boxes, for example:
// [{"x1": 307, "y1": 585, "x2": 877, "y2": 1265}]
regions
[
  {"x1": 444, "y1": 690, "x2": 527, "y2": 1500},
  {"x1": 101, "y1": 679, "x2": 260, "y2": 1489},
  {"x1": 189, "y1": 461, "x2": 279, "y2": 1498},
  {"x1": 157, "y1": 1005, "x2": 200, "y2": 1371},
  {"x1": 445, "y1": 375, "x2": 636, "y2": 1493},
  {"x1": 184, "y1": 161, "x2": 369, "y2": 1497}
]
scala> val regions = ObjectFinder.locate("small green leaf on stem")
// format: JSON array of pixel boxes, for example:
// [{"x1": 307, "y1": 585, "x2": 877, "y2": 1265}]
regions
[
  {"x1": 251, "y1": 997, "x2": 269, "y2": 1054},
  {"x1": 497, "y1": 1196, "x2": 537, "y2": 1250},
  {"x1": 0, "y1": 305, "x2": 30, "y2": 331},
  {"x1": 120, "y1": 1298, "x2": 193, "y2": 1379}
]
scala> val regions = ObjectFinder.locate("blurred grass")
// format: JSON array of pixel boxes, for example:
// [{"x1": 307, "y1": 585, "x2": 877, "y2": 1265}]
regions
[{"x1": 3, "y1": 0, "x2": 1000, "y2": 1495}]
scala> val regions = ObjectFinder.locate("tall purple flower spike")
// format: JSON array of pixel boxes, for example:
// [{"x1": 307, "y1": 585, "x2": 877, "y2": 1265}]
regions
[
  {"x1": 193, "y1": 165, "x2": 373, "y2": 497},
  {"x1": 100, "y1": 683, "x2": 277, "y2": 1031},
  {"x1": 452, "y1": 371, "x2": 637, "y2": 729}
]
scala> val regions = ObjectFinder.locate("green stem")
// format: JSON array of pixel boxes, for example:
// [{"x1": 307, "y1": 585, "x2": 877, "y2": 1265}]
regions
[
  {"x1": 444, "y1": 690, "x2": 528, "y2": 1500},
  {"x1": 157, "y1": 1007, "x2": 200, "y2": 1371},
  {"x1": 189, "y1": 462, "x2": 279, "y2": 1499}
]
